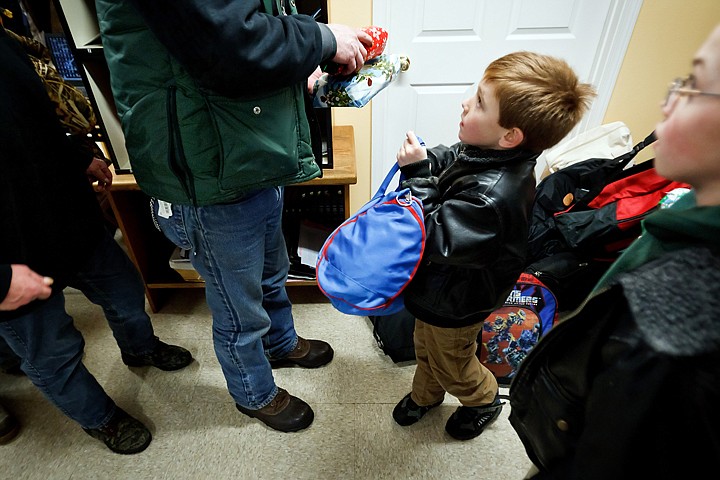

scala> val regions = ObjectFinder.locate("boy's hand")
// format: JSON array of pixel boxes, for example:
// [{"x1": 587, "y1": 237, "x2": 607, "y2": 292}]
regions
[{"x1": 396, "y1": 131, "x2": 427, "y2": 167}]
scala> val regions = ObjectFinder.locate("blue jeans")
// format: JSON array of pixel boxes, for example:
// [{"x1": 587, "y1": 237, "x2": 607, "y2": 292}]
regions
[
  {"x1": 0, "y1": 293, "x2": 116, "y2": 429},
  {"x1": 70, "y1": 229, "x2": 157, "y2": 356},
  {"x1": 153, "y1": 187, "x2": 297, "y2": 409},
  {"x1": 0, "y1": 229, "x2": 158, "y2": 428}
]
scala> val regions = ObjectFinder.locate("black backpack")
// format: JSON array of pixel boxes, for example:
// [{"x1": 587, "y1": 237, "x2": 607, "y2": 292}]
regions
[
  {"x1": 526, "y1": 131, "x2": 690, "y2": 311},
  {"x1": 368, "y1": 309, "x2": 416, "y2": 363}
]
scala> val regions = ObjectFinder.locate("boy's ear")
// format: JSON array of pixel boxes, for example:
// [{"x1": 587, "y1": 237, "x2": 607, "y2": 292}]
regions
[{"x1": 498, "y1": 127, "x2": 524, "y2": 149}]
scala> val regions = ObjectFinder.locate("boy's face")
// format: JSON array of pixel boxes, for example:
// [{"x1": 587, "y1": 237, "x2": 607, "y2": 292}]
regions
[
  {"x1": 458, "y1": 80, "x2": 508, "y2": 149},
  {"x1": 654, "y1": 25, "x2": 720, "y2": 204}
]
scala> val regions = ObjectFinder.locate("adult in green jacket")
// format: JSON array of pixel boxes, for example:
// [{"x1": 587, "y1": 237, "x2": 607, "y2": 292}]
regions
[
  {"x1": 509, "y1": 24, "x2": 720, "y2": 479},
  {"x1": 97, "y1": 0, "x2": 371, "y2": 433}
]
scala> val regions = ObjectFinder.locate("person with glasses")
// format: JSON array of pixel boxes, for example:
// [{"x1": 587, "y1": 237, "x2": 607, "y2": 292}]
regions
[{"x1": 509, "y1": 25, "x2": 720, "y2": 479}]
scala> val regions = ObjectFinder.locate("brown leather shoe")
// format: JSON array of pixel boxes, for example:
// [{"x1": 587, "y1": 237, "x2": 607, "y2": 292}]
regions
[
  {"x1": 235, "y1": 388, "x2": 314, "y2": 432},
  {"x1": 269, "y1": 337, "x2": 334, "y2": 369}
]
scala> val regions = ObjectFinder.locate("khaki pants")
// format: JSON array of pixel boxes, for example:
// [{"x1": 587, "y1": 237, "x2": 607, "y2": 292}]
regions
[{"x1": 411, "y1": 319, "x2": 498, "y2": 407}]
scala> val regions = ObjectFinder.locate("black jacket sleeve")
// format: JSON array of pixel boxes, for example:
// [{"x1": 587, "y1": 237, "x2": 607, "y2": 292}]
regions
[
  {"x1": 126, "y1": 0, "x2": 327, "y2": 96},
  {"x1": 400, "y1": 144, "x2": 504, "y2": 266}
]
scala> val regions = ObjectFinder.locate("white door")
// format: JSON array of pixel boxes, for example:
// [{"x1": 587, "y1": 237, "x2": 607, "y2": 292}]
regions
[{"x1": 372, "y1": 0, "x2": 642, "y2": 190}]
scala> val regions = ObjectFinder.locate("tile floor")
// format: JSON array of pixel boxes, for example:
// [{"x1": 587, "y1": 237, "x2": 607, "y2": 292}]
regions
[{"x1": 0, "y1": 287, "x2": 534, "y2": 479}]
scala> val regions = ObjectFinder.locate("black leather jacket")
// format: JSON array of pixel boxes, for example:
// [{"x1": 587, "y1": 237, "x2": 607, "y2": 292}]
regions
[
  {"x1": 510, "y1": 247, "x2": 720, "y2": 479},
  {"x1": 399, "y1": 143, "x2": 538, "y2": 327}
]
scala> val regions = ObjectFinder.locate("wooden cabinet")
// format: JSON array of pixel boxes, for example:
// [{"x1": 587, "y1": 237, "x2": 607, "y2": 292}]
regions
[{"x1": 106, "y1": 126, "x2": 356, "y2": 312}]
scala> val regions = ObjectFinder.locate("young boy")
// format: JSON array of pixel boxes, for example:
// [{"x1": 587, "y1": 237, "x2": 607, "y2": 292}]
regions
[
  {"x1": 510, "y1": 25, "x2": 720, "y2": 478},
  {"x1": 392, "y1": 51, "x2": 595, "y2": 440}
]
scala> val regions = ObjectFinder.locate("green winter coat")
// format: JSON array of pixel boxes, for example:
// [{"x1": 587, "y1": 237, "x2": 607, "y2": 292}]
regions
[{"x1": 96, "y1": 0, "x2": 322, "y2": 205}]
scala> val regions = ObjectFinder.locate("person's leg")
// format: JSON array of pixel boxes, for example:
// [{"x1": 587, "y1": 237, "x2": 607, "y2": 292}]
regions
[
  {"x1": 262, "y1": 188, "x2": 333, "y2": 369},
  {"x1": 69, "y1": 228, "x2": 192, "y2": 371},
  {"x1": 425, "y1": 322, "x2": 497, "y2": 406},
  {"x1": 0, "y1": 335, "x2": 21, "y2": 374},
  {"x1": 0, "y1": 293, "x2": 151, "y2": 452},
  {"x1": 393, "y1": 319, "x2": 445, "y2": 426},
  {"x1": 422, "y1": 322, "x2": 502, "y2": 440},
  {"x1": 411, "y1": 320, "x2": 447, "y2": 405},
  {"x1": 154, "y1": 190, "x2": 314, "y2": 431}
]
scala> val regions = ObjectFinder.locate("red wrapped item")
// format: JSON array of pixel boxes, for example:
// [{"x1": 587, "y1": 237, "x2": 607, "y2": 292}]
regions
[
  {"x1": 324, "y1": 26, "x2": 388, "y2": 75},
  {"x1": 363, "y1": 26, "x2": 388, "y2": 61}
]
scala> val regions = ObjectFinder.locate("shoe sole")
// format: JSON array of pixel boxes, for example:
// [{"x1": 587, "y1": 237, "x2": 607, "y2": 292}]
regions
[
  {"x1": 268, "y1": 352, "x2": 334, "y2": 369},
  {"x1": 122, "y1": 357, "x2": 193, "y2": 371},
  {"x1": 105, "y1": 432, "x2": 153, "y2": 455},
  {"x1": 267, "y1": 358, "x2": 331, "y2": 369}
]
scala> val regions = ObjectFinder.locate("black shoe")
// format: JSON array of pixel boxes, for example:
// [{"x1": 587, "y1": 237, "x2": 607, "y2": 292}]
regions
[
  {"x1": 0, "y1": 403, "x2": 20, "y2": 445},
  {"x1": 445, "y1": 396, "x2": 504, "y2": 441},
  {"x1": 236, "y1": 388, "x2": 314, "y2": 432},
  {"x1": 268, "y1": 337, "x2": 334, "y2": 369},
  {"x1": 121, "y1": 338, "x2": 193, "y2": 371},
  {"x1": 392, "y1": 392, "x2": 444, "y2": 426},
  {"x1": 83, "y1": 408, "x2": 152, "y2": 454}
]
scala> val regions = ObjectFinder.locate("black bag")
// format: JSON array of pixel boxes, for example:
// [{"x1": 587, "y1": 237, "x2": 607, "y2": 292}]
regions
[
  {"x1": 526, "y1": 131, "x2": 690, "y2": 310},
  {"x1": 368, "y1": 309, "x2": 416, "y2": 363},
  {"x1": 525, "y1": 251, "x2": 612, "y2": 313}
]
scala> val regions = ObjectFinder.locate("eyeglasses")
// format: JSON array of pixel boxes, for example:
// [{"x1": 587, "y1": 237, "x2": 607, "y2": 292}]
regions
[{"x1": 664, "y1": 75, "x2": 720, "y2": 106}]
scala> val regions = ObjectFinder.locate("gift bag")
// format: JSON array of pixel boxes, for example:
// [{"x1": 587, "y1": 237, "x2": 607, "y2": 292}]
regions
[{"x1": 312, "y1": 53, "x2": 409, "y2": 108}]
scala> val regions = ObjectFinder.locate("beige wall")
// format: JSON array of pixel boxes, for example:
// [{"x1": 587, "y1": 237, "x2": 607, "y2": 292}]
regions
[
  {"x1": 330, "y1": 1, "x2": 720, "y2": 210},
  {"x1": 603, "y1": 0, "x2": 720, "y2": 162}
]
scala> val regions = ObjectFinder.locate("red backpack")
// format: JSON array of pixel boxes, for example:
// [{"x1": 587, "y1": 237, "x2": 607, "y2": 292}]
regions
[
  {"x1": 528, "y1": 131, "x2": 690, "y2": 262},
  {"x1": 525, "y1": 132, "x2": 691, "y2": 311}
]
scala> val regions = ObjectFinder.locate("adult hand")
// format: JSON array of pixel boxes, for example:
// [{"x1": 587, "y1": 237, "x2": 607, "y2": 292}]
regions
[
  {"x1": 396, "y1": 131, "x2": 427, "y2": 167},
  {"x1": 86, "y1": 157, "x2": 113, "y2": 191},
  {"x1": 0, "y1": 265, "x2": 53, "y2": 311},
  {"x1": 327, "y1": 24, "x2": 373, "y2": 76}
]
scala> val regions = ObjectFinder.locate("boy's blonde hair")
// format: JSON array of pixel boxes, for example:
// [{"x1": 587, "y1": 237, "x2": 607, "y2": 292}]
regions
[{"x1": 483, "y1": 51, "x2": 596, "y2": 152}]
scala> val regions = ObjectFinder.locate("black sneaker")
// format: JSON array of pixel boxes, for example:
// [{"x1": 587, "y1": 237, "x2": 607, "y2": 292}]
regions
[
  {"x1": 83, "y1": 408, "x2": 152, "y2": 454},
  {"x1": 121, "y1": 338, "x2": 193, "y2": 371},
  {"x1": 392, "y1": 392, "x2": 444, "y2": 426},
  {"x1": 445, "y1": 396, "x2": 504, "y2": 440}
]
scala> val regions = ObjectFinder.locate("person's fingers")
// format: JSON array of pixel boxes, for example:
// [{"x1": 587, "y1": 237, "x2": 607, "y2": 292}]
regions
[{"x1": 357, "y1": 29, "x2": 373, "y2": 47}]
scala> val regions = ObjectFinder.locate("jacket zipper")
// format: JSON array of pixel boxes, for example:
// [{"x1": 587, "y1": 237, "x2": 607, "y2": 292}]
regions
[{"x1": 166, "y1": 84, "x2": 197, "y2": 205}]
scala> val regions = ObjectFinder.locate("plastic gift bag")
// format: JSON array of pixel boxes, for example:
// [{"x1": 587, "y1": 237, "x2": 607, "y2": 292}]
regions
[{"x1": 312, "y1": 53, "x2": 408, "y2": 108}]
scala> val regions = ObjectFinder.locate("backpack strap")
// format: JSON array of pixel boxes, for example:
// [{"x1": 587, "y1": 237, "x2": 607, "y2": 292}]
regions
[
  {"x1": 575, "y1": 131, "x2": 657, "y2": 205},
  {"x1": 614, "y1": 130, "x2": 656, "y2": 170}
]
